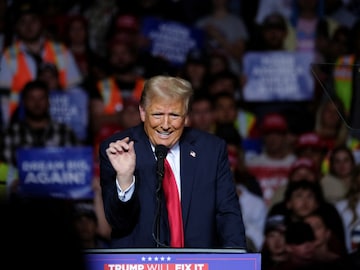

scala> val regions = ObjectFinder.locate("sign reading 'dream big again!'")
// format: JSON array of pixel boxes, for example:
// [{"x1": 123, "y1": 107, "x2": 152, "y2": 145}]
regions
[
  {"x1": 84, "y1": 249, "x2": 261, "y2": 270},
  {"x1": 16, "y1": 147, "x2": 94, "y2": 199}
]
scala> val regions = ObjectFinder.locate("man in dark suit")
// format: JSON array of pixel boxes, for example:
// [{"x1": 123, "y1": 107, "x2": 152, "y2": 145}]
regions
[{"x1": 99, "y1": 75, "x2": 246, "y2": 248}]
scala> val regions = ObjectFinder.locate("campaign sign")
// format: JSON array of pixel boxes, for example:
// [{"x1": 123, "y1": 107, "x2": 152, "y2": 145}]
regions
[
  {"x1": 49, "y1": 87, "x2": 89, "y2": 142},
  {"x1": 84, "y1": 249, "x2": 260, "y2": 270},
  {"x1": 141, "y1": 16, "x2": 204, "y2": 67},
  {"x1": 242, "y1": 51, "x2": 314, "y2": 102},
  {"x1": 16, "y1": 147, "x2": 94, "y2": 199}
]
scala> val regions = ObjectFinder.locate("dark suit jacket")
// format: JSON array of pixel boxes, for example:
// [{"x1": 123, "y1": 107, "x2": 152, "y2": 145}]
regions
[{"x1": 99, "y1": 123, "x2": 246, "y2": 248}]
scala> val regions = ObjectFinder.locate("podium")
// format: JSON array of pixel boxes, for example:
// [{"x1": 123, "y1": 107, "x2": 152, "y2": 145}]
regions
[{"x1": 84, "y1": 248, "x2": 261, "y2": 270}]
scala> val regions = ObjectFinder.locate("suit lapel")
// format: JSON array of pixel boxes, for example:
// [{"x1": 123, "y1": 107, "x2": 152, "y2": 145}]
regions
[
  {"x1": 179, "y1": 130, "x2": 198, "y2": 229},
  {"x1": 132, "y1": 125, "x2": 157, "y2": 191}
]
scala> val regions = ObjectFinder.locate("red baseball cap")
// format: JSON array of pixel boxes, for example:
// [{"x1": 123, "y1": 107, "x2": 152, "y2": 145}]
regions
[
  {"x1": 289, "y1": 157, "x2": 317, "y2": 175},
  {"x1": 261, "y1": 112, "x2": 288, "y2": 134},
  {"x1": 296, "y1": 132, "x2": 326, "y2": 150},
  {"x1": 115, "y1": 14, "x2": 140, "y2": 31}
]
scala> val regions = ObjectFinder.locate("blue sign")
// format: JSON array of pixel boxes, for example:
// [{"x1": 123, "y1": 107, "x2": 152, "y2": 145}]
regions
[
  {"x1": 242, "y1": 51, "x2": 315, "y2": 101},
  {"x1": 16, "y1": 147, "x2": 94, "y2": 199},
  {"x1": 49, "y1": 86, "x2": 89, "y2": 142},
  {"x1": 141, "y1": 16, "x2": 204, "y2": 67}
]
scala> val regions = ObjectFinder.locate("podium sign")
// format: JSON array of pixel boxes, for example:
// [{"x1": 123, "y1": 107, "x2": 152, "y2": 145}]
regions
[{"x1": 84, "y1": 249, "x2": 261, "y2": 270}]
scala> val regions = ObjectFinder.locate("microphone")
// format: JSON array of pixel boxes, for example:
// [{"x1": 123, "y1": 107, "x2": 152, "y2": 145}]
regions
[
  {"x1": 153, "y1": 144, "x2": 169, "y2": 247},
  {"x1": 155, "y1": 144, "x2": 168, "y2": 182}
]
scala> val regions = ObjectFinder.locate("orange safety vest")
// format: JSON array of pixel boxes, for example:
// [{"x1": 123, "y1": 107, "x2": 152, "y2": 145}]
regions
[
  {"x1": 4, "y1": 40, "x2": 68, "y2": 116},
  {"x1": 97, "y1": 77, "x2": 144, "y2": 114}
]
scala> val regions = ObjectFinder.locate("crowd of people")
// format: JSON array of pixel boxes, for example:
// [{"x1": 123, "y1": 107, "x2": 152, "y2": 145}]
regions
[{"x1": 0, "y1": 0, "x2": 360, "y2": 269}]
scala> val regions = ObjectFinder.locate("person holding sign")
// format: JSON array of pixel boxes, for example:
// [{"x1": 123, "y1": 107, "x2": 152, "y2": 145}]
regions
[
  {"x1": 0, "y1": 80, "x2": 81, "y2": 198},
  {"x1": 99, "y1": 75, "x2": 247, "y2": 248}
]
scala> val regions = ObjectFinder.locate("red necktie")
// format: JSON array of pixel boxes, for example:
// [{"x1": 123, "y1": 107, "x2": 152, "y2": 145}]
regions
[{"x1": 163, "y1": 158, "x2": 184, "y2": 247}]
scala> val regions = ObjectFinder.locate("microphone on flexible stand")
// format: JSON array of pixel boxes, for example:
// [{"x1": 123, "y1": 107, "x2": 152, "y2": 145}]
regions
[{"x1": 153, "y1": 144, "x2": 169, "y2": 247}]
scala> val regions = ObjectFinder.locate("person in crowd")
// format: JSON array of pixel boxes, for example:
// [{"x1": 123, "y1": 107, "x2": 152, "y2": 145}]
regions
[
  {"x1": 246, "y1": 112, "x2": 296, "y2": 206},
  {"x1": 207, "y1": 69, "x2": 241, "y2": 101},
  {"x1": 215, "y1": 123, "x2": 266, "y2": 251},
  {"x1": 37, "y1": 62, "x2": 90, "y2": 144},
  {"x1": 72, "y1": 201, "x2": 110, "y2": 249},
  {"x1": 275, "y1": 220, "x2": 317, "y2": 270},
  {"x1": 270, "y1": 157, "x2": 320, "y2": 207},
  {"x1": 294, "y1": 131, "x2": 329, "y2": 176},
  {"x1": 268, "y1": 179, "x2": 347, "y2": 256},
  {"x1": 254, "y1": 12, "x2": 290, "y2": 52},
  {"x1": 0, "y1": 80, "x2": 80, "y2": 197},
  {"x1": 332, "y1": 20, "x2": 360, "y2": 140},
  {"x1": 235, "y1": 170, "x2": 267, "y2": 252},
  {"x1": 207, "y1": 50, "x2": 231, "y2": 76},
  {"x1": 289, "y1": 0, "x2": 339, "y2": 55},
  {"x1": 99, "y1": 75, "x2": 246, "y2": 248},
  {"x1": 89, "y1": 39, "x2": 145, "y2": 140},
  {"x1": 212, "y1": 91, "x2": 239, "y2": 130},
  {"x1": 215, "y1": 123, "x2": 263, "y2": 198},
  {"x1": 287, "y1": 158, "x2": 320, "y2": 183},
  {"x1": 212, "y1": 90, "x2": 259, "y2": 141},
  {"x1": 188, "y1": 91, "x2": 216, "y2": 134},
  {"x1": 105, "y1": 12, "x2": 175, "y2": 78},
  {"x1": 261, "y1": 215, "x2": 288, "y2": 270},
  {"x1": 326, "y1": 25, "x2": 352, "y2": 63},
  {"x1": 82, "y1": 0, "x2": 119, "y2": 57},
  {"x1": 177, "y1": 48, "x2": 210, "y2": 93},
  {"x1": 335, "y1": 163, "x2": 360, "y2": 253},
  {"x1": 195, "y1": 0, "x2": 249, "y2": 76},
  {"x1": 62, "y1": 14, "x2": 106, "y2": 86},
  {"x1": 315, "y1": 24, "x2": 352, "y2": 93},
  {"x1": 304, "y1": 209, "x2": 341, "y2": 263},
  {"x1": 314, "y1": 97, "x2": 348, "y2": 151},
  {"x1": 306, "y1": 0, "x2": 346, "y2": 110},
  {"x1": 282, "y1": 108, "x2": 315, "y2": 156},
  {"x1": 320, "y1": 144, "x2": 356, "y2": 203},
  {"x1": 241, "y1": 11, "x2": 312, "y2": 121},
  {"x1": 0, "y1": 3, "x2": 82, "y2": 128},
  {"x1": 255, "y1": 0, "x2": 293, "y2": 25}
]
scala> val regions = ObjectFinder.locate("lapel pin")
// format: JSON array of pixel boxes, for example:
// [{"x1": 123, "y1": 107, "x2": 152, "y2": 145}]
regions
[{"x1": 190, "y1": 151, "x2": 196, "y2": 157}]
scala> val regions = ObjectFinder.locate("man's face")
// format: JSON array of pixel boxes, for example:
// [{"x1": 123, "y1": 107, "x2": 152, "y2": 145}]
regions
[
  {"x1": 265, "y1": 230, "x2": 286, "y2": 255},
  {"x1": 109, "y1": 43, "x2": 135, "y2": 73},
  {"x1": 139, "y1": 95, "x2": 187, "y2": 148},
  {"x1": 290, "y1": 167, "x2": 316, "y2": 182},
  {"x1": 16, "y1": 13, "x2": 43, "y2": 42},
  {"x1": 24, "y1": 88, "x2": 49, "y2": 120},
  {"x1": 287, "y1": 189, "x2": 318, "y2": 218},
  {"x1": 304, "y1": 215, "x2": 330, "y2": 248},
  {"x1": 214, "y1": 96, "x2": 237, "y2": 124},
  {"x1": 189, "y1": 100, "x2": 214, "y2": 132}
]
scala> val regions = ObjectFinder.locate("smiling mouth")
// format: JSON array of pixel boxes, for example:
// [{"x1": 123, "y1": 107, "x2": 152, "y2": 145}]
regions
[{"x1": 157, "y1": 130, "x2": 171, "y2": 137}]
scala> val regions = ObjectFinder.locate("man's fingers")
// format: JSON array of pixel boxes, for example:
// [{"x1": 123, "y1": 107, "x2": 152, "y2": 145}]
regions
[{"x1": 107, "y1": 137, "x2": 133, "y2": 154}]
